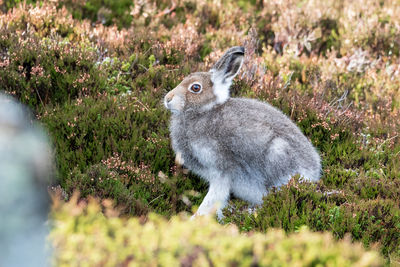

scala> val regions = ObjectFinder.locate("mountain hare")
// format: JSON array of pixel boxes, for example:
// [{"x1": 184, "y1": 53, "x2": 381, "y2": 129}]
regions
[{"x1": 164, "y1": 46, "x2": 321, "y2": 218}]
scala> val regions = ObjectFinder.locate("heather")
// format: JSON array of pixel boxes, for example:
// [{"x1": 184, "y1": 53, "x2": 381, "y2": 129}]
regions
[{"x1": 1, "y1": 0, "x2": 399, "y2": 264}]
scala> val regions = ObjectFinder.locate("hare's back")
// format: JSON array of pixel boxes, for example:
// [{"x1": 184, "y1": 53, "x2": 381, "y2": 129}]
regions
[
  {"x1": 220, "y1": 98, "x2": 304, "y2": 138},
  {"x1": 221, "y1": 98, "x2": 321, "y2": 181},
  {"x1": 217, "y1": 98, "x2": 320, "y2": 178}
]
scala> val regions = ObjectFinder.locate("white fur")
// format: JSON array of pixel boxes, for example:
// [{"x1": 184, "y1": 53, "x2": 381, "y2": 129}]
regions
[
  {"x1": 191, "y1": 141, "x2": 219, "y2": 171},
  {"x1": 231, "y1": 177, "x2": 266, "y2": 205},
  {"x1": 268, "y1": 138, "x2": 319, "y2": 183},
  {"x1": 272, "y1": 175, "x2": 292, "y2": 188},
  {"x1": 297, "y1": 167, "x2": 320, "y2": 182},
  {"x1": 194, "y1": 171, "x2": 231, "y2": 219},
  {"x1": 269, "y1": 138, "x2": 289, "y2": 156},
  {"x1": 213, "y1": 80, "x2": 230, "y2": 104},
  {"x1": 210, "y1": 54, "x2": 243, "y2": 105},
  {"x1": 200, "y1": 100, "x2": 218, "y2": 112},
  {"x1": 210, "y1": 70, "x2": 231, "y2": 104},
  {"x1": 190, "y1": 141, "x2": 231, "y2": 219},
  {"x1": 164, "y1": 95, "x2": 184, "y2": 113}
]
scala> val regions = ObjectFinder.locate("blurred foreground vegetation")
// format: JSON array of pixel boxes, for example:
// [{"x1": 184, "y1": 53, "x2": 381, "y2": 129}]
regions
[
  {"x1": 50, "y1": 194, "x2": 383, "y2": 266},
  {"x1": 0, "y1": 0, "x2": 399, "y2": 264}
]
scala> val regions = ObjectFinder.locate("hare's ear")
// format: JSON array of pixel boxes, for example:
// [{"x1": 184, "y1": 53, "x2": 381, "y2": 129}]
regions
[{"x1": 210, "y1": 46, "x2": 245, "y2": 86}]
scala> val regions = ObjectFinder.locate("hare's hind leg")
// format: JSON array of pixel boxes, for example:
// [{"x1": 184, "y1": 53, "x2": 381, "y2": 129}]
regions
[
  {"x1": 231, "y1": 177, "x2": 267, "y2": 206},
  {"x1": 193, "y1": 174, "x2": 231, "y2": 219}
]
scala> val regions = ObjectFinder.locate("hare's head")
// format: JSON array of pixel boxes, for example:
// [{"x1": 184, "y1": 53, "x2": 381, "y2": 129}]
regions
[{"x1": 164, "y1": 46, "x2": 244, "y2": 113}]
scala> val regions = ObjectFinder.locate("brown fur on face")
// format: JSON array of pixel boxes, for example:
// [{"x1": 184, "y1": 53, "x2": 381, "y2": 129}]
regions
[{"x1": 164, "y1": 72, "x2": 216, "y2": 112}]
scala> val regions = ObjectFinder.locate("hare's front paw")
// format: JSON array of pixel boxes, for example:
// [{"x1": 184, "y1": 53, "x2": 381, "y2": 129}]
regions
[
  {"x1": 216, "y1": 209, "x2": 225, "y2": 221},
  {"x1": 190, "y1": 213, "x2": 197, "y2": 220},
  {"x1": 175, "y1": 151, "x2": 184, "y2": 166}
]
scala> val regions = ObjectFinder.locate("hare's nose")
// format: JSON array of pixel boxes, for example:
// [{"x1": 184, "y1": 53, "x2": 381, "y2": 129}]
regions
[{"x1": 165, "y1": 92, "x2": 174, "y2": 103}]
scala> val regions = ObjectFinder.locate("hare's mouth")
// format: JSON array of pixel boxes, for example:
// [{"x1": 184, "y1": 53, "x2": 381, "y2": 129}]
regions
[
  {"x1": 164, "y1": 95, "x2": 184, "y2": 113},
  {"x1": 164, "y1": 101, "x2": 182, "y2": 114}
]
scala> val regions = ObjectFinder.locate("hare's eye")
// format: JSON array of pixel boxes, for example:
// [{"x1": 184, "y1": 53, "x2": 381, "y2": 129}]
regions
[{"x1": 189, "y1": 83, "x2": 202, "y2": 94}]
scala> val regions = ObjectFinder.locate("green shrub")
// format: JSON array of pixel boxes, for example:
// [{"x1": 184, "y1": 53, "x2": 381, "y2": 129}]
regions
[
  {"x1": 223, "y1": 177, "x2": 400, "y2": 260},
  {"x1": 0, "y1": 30, "x2": 106, "y2": 109},
  {"x1": 40, "y1": 94, "x2": 172, "y2": 177},
  {"x1": 59, "y1": 0, "x2": 133, "y2": 28},
  {"x1": 50, "y1": 196, "x2": 383, "y2": 267}
]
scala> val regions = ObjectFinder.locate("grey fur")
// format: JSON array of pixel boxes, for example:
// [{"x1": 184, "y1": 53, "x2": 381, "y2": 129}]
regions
[{"x1": 165, "y1": 47, "x2": 321, "y2": 218}]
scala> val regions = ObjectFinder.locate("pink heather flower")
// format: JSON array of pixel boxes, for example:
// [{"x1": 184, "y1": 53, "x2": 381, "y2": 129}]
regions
[
  {"x1": 0, "y1": 59, "x2": 10, "y2": 68},
  {"x1": 31, "y1": 65, "x2": 44, "y2": 77}
]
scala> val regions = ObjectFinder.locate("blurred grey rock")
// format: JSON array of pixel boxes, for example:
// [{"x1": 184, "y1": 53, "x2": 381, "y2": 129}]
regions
[{"x1": 0, "y1": 93, "x2": 52, "y2": 267}]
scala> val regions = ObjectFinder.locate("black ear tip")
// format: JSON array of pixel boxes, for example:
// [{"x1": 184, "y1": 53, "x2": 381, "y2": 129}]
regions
[{"x1": 227, "y1": 46, "x2": 245, "y2": 56}]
